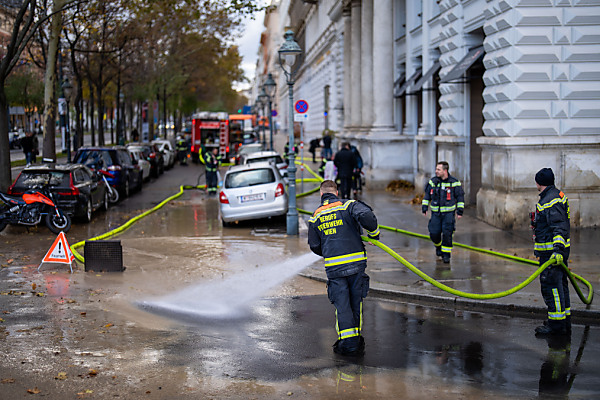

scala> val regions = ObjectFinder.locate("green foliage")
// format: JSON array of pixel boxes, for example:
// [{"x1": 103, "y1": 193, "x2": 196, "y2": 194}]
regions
[{"x1": 5, "y1": 65, "x2": 44, "y2": 111}]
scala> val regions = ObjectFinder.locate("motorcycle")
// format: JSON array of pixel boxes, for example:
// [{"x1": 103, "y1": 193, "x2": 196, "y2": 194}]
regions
[
  {"x1": 0, "y1": 188, "x2": 72, "y2": 234},
  {"x1": 98, "y1": 169, "x2": 119, "y2": 204}
]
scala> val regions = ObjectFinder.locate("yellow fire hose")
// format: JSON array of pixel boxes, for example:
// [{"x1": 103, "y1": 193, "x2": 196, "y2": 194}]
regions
[{"x1": 69, "y1": 161, "x2": 593, "y2": 305}]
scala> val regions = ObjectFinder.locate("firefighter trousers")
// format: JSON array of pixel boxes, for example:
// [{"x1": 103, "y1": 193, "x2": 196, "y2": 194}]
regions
[
  {"x1": 206, "y1": 170, "x2": 218, "y2": 193},
  {"x1": 327, "y1": 271, "x2": 370, "y2": 351},
  {"x1": 539, "y1": 253, "x2": 571, "y2": 332},
  {"x1": 428, "y1": 212, "x2": 455, "y2": 256}
]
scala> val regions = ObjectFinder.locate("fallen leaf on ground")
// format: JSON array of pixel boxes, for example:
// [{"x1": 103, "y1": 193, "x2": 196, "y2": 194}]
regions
[
  {"x1": 1, "y1": 378, "x2": 15, "y2": 383},
  {"x1": 0, "y1": 318, "x2": 4, "y2": 323},
  {"x1": 55, "y1": 372, "x2": 67, "y2": 380},
  {"x1": 27, "y1": 387, "x2": 41, "y2": 394},
  {"x1": 103, "y1": 323, "x2": 113, "y2": 328},
  {"x1": 13, "y1": 271, "x2": 21, "y2": 274},
  {"x1": 88, "y1": 369, "x2": 97, "y2": 376},
  {"x1": 31, "y1": 283, "x2": 36, "y2": 290},
  {"x1": 35, "y1": 293, "x2": 45, "y2": 297},
  {"x1": 7, "y1": 259, "x2": 13, "y2": 264}
]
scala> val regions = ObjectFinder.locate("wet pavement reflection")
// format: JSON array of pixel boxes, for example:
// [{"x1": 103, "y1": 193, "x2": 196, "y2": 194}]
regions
[{"x1": 1, "y1": 165, "x2": 599, "y2": 398}]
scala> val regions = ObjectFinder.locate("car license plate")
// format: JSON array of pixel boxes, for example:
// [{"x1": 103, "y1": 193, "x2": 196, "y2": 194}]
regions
[{"x1": 240, "y1": 193, "x2": 265, "y2": 203}]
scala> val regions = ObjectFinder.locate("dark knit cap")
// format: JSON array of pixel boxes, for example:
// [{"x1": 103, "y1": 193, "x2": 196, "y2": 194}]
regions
[{"x1": 535, "y1": 168, "x2": 555, "y2": 186}]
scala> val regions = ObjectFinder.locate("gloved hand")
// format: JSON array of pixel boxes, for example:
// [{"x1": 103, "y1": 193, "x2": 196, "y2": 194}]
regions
[{"x1": 551, "y1": 252, "x2": 564, "y2": 265}]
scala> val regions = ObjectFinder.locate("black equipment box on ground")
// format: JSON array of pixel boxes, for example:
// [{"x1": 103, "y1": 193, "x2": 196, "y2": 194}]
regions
[{"x1": 84, "y1": 240, "x2": 124, "y2": 272}]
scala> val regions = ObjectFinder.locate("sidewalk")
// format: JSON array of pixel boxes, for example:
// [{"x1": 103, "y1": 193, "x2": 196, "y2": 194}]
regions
[{"x1": 295, "y1": 179, "x2": 600, "y2": 323}]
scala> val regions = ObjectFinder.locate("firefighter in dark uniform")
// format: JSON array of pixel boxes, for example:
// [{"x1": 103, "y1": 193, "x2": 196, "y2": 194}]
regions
[
  {"x1": 532, "y1": 167, "x2": 571, "y2": 336},
  {"x1": 308, "y1": 180, "x2": 380, "y2": 356},
  {"x1": 204, "y1": 148, "x2": 220, "y2": 195},
  {"x1": 176, "y1": 136, "x2": 188, "y2": 165},
  {"x1": 421, "y1": 161, "x2": 465, "y2": 263}
]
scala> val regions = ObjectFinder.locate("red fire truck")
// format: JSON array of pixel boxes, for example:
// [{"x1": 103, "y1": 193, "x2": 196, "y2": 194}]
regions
[{"x1": 190, "y1": 111, "x2": 230, "y2": 163}]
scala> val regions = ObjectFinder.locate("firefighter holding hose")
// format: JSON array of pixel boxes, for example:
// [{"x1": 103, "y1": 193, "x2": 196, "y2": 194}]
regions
[
  {"x1": 308, "y1": 180, "x2": 380, "y2": 356},
  {"x1": 532, "y1": 167, "x2": 571, "y2": 337}
]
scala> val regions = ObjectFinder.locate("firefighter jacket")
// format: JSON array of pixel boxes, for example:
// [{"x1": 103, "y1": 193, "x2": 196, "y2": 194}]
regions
[
  {"x1": 421, "y1": 175, "x2": 465, "y2": 215},
  {"x1": 534, "y1": 185, "x2": 570, "y2": 257},
  {"x1": 176, "y1": 139, "x2": 188, "y2": 152},
  {"x1": 308, "y1": 193, "x2": 380, "y2": 279},
  {"x1": 205, "y1": 152, "x2": 220, "y2": 173}
]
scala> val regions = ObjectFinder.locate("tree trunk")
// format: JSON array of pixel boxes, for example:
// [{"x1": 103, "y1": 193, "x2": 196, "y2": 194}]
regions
[
  {"x1": 42, "y1": 0, "x2": 65, "y2": 162},
  {"x1": 0, "y1": 84, "x2": 11, "y2": 191},
  {"x1": 89, "y1": 80, "x2": 95, "y2": 146},
  {"x1": 96, "y1": 82, "x2": 104, "y2": 146}
]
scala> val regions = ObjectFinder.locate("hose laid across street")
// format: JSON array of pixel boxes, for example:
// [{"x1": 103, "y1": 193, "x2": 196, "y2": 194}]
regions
[
  {"x1": 69, "y1": 161, "x2": 593, "y2": 305},
  {"x1": 295, "y1": 161, "x2": 593, "y2": 305}
]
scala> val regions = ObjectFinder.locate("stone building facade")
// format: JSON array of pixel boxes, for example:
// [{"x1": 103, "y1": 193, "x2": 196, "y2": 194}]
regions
[{"x1": 257, "y1": 0, "x2": 600, "y2": 229}]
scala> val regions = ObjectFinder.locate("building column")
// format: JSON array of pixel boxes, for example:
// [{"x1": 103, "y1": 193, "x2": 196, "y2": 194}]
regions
[
  {"x1": 415, "y1": 0, "x2": 438, "y2": 193},
  {"x1": 360, "y1": 0, "x2": 373, "y2": 131},
  {"x1": 371, "y1": 0, "x2": 394, "y2": 133},
  {"x1": 350, "y1": 0, "x2": 362, "y2": 129},
  {"x1": 343, "y1": 8, "x2": 352, "y2": 130}
]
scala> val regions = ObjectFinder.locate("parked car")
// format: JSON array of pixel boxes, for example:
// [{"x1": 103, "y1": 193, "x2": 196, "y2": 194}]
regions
[
  {"x1": 127, "y1": 143, "x2": 164, "y2": 178},
  {"x1": 128, "y1": 148, "x2": 151, "y2": 181},
  {"x1": 152, "y1": 139, "x2": 176, "y2": 169},
  {"x1": 243, "y1": 150, "x2": 288, "y2": 183},
  {"x1": 234, "y1": 143, "x2": 263, "y2": 165},
  {"x1": 73, "y1": 147, "x2": 143, "y2": 198},
  {"x1": 219, "y1": 162, "x2": 288, "y2": 226},
  {"x1": 8, "y1": 164, "x2": 109, "y2": 222}
]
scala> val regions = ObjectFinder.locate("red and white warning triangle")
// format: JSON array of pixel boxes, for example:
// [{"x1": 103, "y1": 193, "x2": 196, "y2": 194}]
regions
[{"x1": 42, "y1": 232, "x2": 74, "y2": 264}]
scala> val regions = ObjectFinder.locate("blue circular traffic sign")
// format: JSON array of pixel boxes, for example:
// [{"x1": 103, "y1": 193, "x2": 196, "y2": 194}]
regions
[{"x1": 295, "y1": 100, "x2": 309, "y2": 114}]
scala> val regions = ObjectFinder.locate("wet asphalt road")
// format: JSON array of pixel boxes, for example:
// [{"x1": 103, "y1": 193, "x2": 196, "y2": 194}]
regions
[{"x1": 1, "y1": 162, "x2": 599, "y2": 399}]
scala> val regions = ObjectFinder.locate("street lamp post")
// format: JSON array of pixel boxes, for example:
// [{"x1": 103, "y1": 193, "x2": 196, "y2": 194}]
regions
[
  {"x1": 62, "y1": 79, "x2": 73, "y2": 163},
  {"x1": 255, "y1": 96, "x2": 264, "y2": 147},
  {"x1": 262, "y1": 73, "x2": 276, "y2": 151},
  {"x1": 278, "y1": 30, "x2": 303, "y2": 235},
  {"x1": 258, "y1": 87, "x2": 270, "y2": 150}
]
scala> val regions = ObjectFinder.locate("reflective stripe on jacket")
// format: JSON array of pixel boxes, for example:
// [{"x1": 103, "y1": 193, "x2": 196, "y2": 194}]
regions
[
  {"x1": 534, "y1": 185, "x2": 570, "y2": 256},
  {"x1": 308, "y1": 193, "x2": 379, "y2": 279},
  {"x1": 421, "y1": 175, "x2": 465, "y2": 215},
  {"x1": 205, "y1": 152, "x2": 220, "y2": 172}
]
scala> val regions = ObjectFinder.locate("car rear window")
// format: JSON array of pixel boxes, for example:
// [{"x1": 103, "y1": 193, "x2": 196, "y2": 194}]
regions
[
  {"x1": 225, "y1": 168, "x2": 275, "y2": 189},
  {"x1": 14, "y1": 171, "x2": 70, "y2": 190},
  {"x1": 247, "y1": 155, "x2": 284, "y2": 165},
  {"x1": 74, "y1": 150, "x2": 116, "y2": 169}
]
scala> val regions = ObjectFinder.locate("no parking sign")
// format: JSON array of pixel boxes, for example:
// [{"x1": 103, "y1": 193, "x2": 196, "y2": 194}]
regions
[{"x1": 294, "y1": 100, "x2": 309, "y2": 114}]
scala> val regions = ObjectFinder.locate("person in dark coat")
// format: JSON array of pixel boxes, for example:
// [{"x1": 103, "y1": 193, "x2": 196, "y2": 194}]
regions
[
  {"x1": 21, "y1": 131, "x2": 35, "y2": 165},
  {"x1": 334, "y1": 142, "x2": 356, "y2": 200},
  {"x1": 309, "y1": 137, "x2": 320, "y2": 163},
  {"x1": 321, "y1": 132, "x2": 332, "y2": 161}
]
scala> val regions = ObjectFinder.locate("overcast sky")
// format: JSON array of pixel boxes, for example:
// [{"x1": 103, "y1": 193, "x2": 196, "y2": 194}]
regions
[{"x1": 233, "y1": 6, "x2": 267, "y2": 91}]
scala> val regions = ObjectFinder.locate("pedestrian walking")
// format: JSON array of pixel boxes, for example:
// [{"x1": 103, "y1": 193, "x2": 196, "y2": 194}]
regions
[
  {"x1": 308, "y1": 180, "x2": 380, "y2": 356},
  {"x1": 20, "y1": 131, "x2": 35, "y2": 165},
  {"x1": 350, "y1": 145, "x2": 363, "y2": 197},
  {"x1": 205, "y1": 148, "x2": 220, "y2": 194},
  {"x1": 531, "y1": 167, "x2": 571, "y2": 337},
  {"x1": 421, "y1": 161, "x2": 465, "y2": 263},
  {"x1": 309, "y1": 137, "x2": 320, "y2": 163},
  {"x1": 334, "y1": 142, "x2": 356, "y2": 200},
  {"x1": 321, "y1": 131, "x2": 332, "y2": 161}
]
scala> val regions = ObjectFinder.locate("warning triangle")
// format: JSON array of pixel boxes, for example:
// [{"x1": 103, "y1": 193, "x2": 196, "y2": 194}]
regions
[{"x1": 42, "y1": 232, "x2": 74, "y2": 264}]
